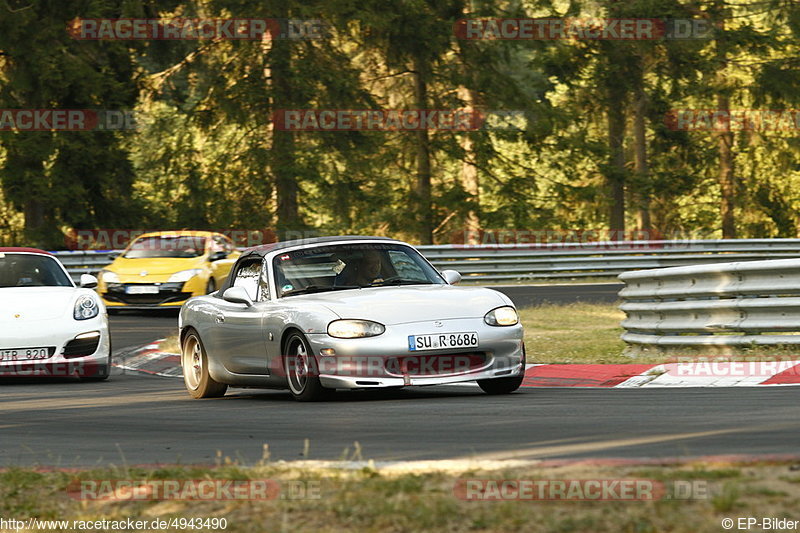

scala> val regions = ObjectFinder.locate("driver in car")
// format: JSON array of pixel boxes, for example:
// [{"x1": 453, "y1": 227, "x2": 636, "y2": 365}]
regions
[{"x1": 339, "y1": 250, "x2": 384, "y2": 286}]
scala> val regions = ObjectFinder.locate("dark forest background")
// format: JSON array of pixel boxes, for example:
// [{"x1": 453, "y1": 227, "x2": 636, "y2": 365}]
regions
[{"x1": 2, "y1": 0, "x2": 800, "y2": 248}]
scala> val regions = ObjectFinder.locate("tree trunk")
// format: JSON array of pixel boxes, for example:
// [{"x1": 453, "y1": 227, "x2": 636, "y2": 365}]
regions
[
  {"x1": 413, "y1": 57, "x2": 433, "y2": 245},
  {"x1": 717, "y1": 92, "x2": 736, "y2": 238},
  {"x1": 632, "y1": 82, "x2": 651, "y2": 235},
  {"x1": 607, "y1": 86, "x2": 626, "y2": 236},
  {"x1": 458, "y1": 87, "x2": 480, "y2": 244},
  {"x1": 23, "y1": 197, "x2": 45, "y2": 246},
  {"x1": 455, "y1": 0, "x2": 481, "y2": 245},
  {"x1": 713, "y1": 0, "x2": 736, "y2": 239},
  {"x1": 268, "y1": 6, "x2": 301, "y2": 240}
]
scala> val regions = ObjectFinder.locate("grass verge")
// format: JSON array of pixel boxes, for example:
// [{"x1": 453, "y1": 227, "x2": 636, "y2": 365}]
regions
[
  {"x1": 2, "y1": 460, "x2": 799, "y2": 532},
  {"x1": 519, "y1": 303, "x2": 630, "y2": 364}
]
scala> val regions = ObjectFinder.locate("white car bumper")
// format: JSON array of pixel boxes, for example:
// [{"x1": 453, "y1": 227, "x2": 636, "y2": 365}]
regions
[{"x1": 0, "y1": 314, "x2": 110, "y2": 378}]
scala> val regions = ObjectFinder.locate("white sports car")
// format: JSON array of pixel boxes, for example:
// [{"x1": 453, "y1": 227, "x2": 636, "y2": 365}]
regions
[
  {"x1": 179, "y1": 236, "x2": 526, "y2": 401},
  {"x1": 0, "y1": 247, "x2": 110, "y2": 380}
]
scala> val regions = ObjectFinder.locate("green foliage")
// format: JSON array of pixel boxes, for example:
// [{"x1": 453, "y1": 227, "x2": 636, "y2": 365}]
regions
[{"x1": 2, "y1": 0, "x2": 800, "y2": 246}]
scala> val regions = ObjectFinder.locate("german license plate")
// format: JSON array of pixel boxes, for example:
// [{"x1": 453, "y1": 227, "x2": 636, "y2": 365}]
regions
[
  {"x1": 126, "y1": 285, "x2": 159, "y2": 294},
  {"x1": 0, "y1": 347, "x2": 50, "y2": 361},
  {"x1": 408, "y1": 332, "x2": 478, "y2": 351}
]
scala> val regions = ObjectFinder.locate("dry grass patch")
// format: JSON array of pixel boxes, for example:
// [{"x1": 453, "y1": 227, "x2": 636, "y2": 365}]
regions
[
  {"x1": 518, "y1": 303, "x2": 634, "y2": 364},
  {"x1": 2, "y1": 460, "x2": 800, "y2": 532}
]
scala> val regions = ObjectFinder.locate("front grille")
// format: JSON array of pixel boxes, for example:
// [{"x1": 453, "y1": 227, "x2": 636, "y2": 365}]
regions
[
  {"x1": 63, "y1": 337, "x2": 100, "y2": 358},
  {"x1": 103, "y1": 282, "x2": 191, "y2": 306},
  {"x1": 385, "y1": 352, "x2": 488, "y2": 376},
  {"x1": 105, "y1": 293, "x2": 192, "y2": 305}
]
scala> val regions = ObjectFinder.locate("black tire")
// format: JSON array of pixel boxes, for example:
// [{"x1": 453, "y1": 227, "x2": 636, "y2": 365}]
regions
[
  {"x1": 182, "y1": 328, "x2": 227, "y2": 399},
  {"x1": 283, "y1": 332, "x2": 333, "y2": 402},
  {"x1": 478, "y1": 372, "x2": 524, "y2": 395}
]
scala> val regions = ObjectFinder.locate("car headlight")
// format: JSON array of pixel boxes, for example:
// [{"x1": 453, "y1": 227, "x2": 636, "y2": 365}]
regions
[
  {"x1": 327, "y1": 319, "x2": 386, "y2": 338},
  {"x1": 168, "y1": 269, "x2": 203, "y2": 283},
  {"x1": 74, "y1": 295, "x2": 100, "y2": 320},
  {"x1": 484, "y1": 306, "x2": 519, "y2": 326},
  {"x1": 100, "y1": 270, "x2": 119, "y2": 283}
]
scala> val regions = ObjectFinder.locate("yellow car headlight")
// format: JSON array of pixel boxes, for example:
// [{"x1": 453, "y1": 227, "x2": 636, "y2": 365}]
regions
[
  {"x1": 168, "y1": 269, "x2": 203, "y2": 283},
  {"x1": 100, "y1": 270, "x2": 119, "y2": 283}
]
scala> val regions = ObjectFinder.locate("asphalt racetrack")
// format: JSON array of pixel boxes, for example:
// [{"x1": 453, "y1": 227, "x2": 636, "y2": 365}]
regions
[
  {"x1": 4, "y1": 282, "x2": 798, "y2": 468},
  {"x1": 2, "y1": 373, "x2": 797, "y2": 467}
]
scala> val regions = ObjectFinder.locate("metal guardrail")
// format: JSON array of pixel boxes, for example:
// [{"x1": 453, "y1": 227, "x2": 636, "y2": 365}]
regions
[
  {"x1": 619, "y1": 258, "x2": 800, "y2": 348},
  {"x1": 419, "y1": 239, "x2": 800, "y2": 282},
  {"x1": 51, "y1": 238, "x2": 800, "y2": 283},
  {"x1": 52, "y1": 250, "x2": 120, "y2": 282}
]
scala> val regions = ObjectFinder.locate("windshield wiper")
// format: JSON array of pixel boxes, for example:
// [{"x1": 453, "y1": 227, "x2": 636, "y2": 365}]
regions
[
  {"x1": 370, "y1": 278, "x2": 427, "y2": 287},
  {"x1": 281, "y1": 285, "x2": 360, "y2": 297}
]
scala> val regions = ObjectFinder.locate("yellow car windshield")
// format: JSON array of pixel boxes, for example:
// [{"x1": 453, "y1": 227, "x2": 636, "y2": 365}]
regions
[{"x1": 124, "y1": 236, "x2": 208, "y2": 259}]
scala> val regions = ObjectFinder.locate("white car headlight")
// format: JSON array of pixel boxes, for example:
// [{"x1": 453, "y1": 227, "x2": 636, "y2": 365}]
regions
[
  {"x1": 100, "y1": 270, "x2": 119, "y2": 283},
  {"x1": 327, "y1": 319, "x2": 386, "y2": 338},
  {"x1": 168, "y1": 269, "x2": 202, "y2": 283},
  {"x1": 484, "y1": 306, "x2": 519, "y2": 326},
  {"x1": 74, "y1": 295, "x2": 100, "y2": 320}
]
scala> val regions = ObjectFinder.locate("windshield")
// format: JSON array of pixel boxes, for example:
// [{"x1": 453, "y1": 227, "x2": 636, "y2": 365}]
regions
[
  {"x1": 273, "y1": 243, "x2": 444, "y2": 298},
  {"x1": 124, "y1": 236, "x2": 208, "y2": 259},
  {"x1": 0, "y1": 253, "x2": 73, "y2": 288}
]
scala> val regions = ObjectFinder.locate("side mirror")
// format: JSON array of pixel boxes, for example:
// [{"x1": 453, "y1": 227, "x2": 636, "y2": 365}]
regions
[
  {"x1": 222, "y1": 286, "x2": 253, "y2": 306},
  {"x1": 442, "y1": 269, "x2": 461, "y2": 285},
  {"x1": 208, "y1": 251, "x2": 227, "y2": 262},
  {"x1": 80, "y1": 274, "x2": 98, "y2": 289}
]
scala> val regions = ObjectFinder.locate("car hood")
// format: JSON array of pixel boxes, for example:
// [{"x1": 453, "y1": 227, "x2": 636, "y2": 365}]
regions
[
  {"x1": 290, "y1": 285, "x2": 508, "y2": 325},
  {"x1": 108, "y1": 256, "x2": 203, "y2": 276},
  {"x1": 0, "y1": 287, "x2": 79, "y2": 322}
]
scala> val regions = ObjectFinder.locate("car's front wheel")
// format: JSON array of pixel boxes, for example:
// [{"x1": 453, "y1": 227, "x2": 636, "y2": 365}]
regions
[
  {"x1": 477, "y1": 372, "x2": 524, "y2": 395},
  {"x1": 283, "y1": 332, "x2": 332, "y2": 402},
  {"x1": 182, "y1": 328, "x2": 227, "y2": 399}
]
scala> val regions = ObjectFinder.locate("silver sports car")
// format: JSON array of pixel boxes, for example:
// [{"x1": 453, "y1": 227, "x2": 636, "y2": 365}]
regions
[{"x1": 178, "y1": 236, "x2": 525, "y2": 401}]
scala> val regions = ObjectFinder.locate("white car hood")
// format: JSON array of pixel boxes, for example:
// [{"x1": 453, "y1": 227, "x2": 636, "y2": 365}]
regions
[
  {"x1": 292, "y1": 285, "x2": 508, "y2": 325},
  {"x1": 0, "y1": 287, "x2": 79, "y2": 323}
]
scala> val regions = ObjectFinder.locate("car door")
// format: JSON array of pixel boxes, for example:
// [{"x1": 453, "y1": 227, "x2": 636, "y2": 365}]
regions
[{"x1": 211, "y1": 257, "x2": 270, "y2": 375}]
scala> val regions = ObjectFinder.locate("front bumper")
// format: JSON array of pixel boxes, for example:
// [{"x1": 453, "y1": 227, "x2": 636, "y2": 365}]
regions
[
  {"x1": 100, "y1": 277, "x2": 205, "y2": 308},
  {"x1": 318, "y1": 363, "x2": 524, "y2": 389},
  {"x1": 0, "y1": 315, "x2": 110, "y2": 378},
  {"x1": 304, "y1": 318, "x2": 524, "y2": 389}
]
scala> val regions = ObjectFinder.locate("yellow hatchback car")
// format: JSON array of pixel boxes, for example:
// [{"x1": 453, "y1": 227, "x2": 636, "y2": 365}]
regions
[{"x1": 97, "y1": 231, "x2": 240, "y2": 311}]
